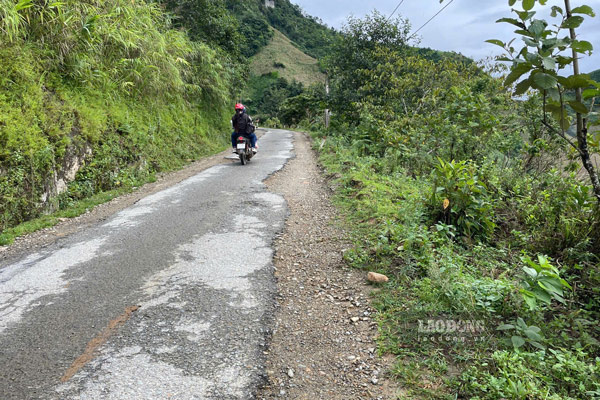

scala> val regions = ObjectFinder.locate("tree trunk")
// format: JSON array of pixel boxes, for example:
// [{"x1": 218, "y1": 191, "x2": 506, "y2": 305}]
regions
[{"x1": 564, "y1": 0, "x2": 600, "y2": 203}]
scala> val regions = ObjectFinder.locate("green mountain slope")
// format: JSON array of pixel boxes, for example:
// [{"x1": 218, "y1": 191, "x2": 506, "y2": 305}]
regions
[
  {"x1": 243, "y1": 26, "x2": 326, "y2": 121},
  {"x1": 262, "y1": 0, "x2": 338, "y2": 59},
  {"x1": 250, "y1": 29, "x2": 325, "y2": 87},
  {"x1": 223, "y1": 0, "x2": 338, "y2": 59}
]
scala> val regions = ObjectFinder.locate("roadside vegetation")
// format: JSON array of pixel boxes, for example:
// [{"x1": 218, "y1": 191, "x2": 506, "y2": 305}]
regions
[
  {"x1": 0, "y1": 0, "x2": 243, "y2": 244},
  {"x1": 297, "y1": 4, "x2": 600, "y2": 399}
]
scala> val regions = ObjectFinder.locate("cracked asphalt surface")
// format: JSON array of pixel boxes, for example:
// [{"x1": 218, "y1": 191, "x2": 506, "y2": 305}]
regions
[{"x1": 0, "y1": 129, "x2": 294, "y2": 400}]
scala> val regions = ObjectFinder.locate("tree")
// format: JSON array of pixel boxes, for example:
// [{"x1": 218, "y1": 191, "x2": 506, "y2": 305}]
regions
[
  {"x1": 159, "y1": 0, "x2": 243, "y2": 56},
  {"x1": 485, "y1": 0, "x2": 600, "y2": 202},
  {"x1": 279, "y1": 83, "x2": 326, "y2": 126},
  {"x1": 325, "y1": 11, "x2": 414, "y2": 123}
]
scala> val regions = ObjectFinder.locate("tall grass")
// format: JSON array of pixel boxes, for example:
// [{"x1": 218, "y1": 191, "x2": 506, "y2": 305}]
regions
[
  {"x1": 0, "y1": 0, "x2": 231, "y2": 102},
  {"x1": 0, "y1": 0, "x2": 30, "y2": 42},
  {"x1": 0, "y1": 0, "x2": 233, "y2": 235}
]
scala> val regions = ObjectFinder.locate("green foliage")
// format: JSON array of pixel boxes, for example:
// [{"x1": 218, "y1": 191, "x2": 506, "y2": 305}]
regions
[
  {"x1": 327, "y1": 39, "x2": 519, "y2": 173},
  {"x1": 263, "y1": 117, "x2": 281, "y2": 129},
  {"x1": 520, "y1": 254, "x2": 571, "y2": 310},
  {"x1": 430, "y1": 159, "x2": 496, "y2": 240},
  {"x1": 497, "y1": 317, "x2": 545, "y2": 350},
  {"x1": 213, "y1": 0, "x2": 339, "y2": 60},
  {"x1": 262, "y1": 0, "x2": 338, "y2": 60},
  {"x1": 325, "y1": 11, "x2": 412, "y2": 121},
  {"x1": 278, "y1": 83, "x2": 326, "y2": 126},
  {"x1": 489, "y1": 0, "x2": 597, "y2": 116},
  {"x1": 244, "y1": 72, "x2": 303, "y2": 122},
  {"x1": 312, "y1": 9, "x2": 600, "y2": 399},
  {"x1": 412, "y1": 46, "x2": 474, "y2": 66},
  {"x1": 459, "y1": 349, "x2": 600, "y2": 399},
  {"x1": 0, "y1": 0, "x2": 30, "y2": 42},
  {"x1": 488, "y1": 0, "x2": 600, "y2": 202},
  {"x1": 222, "y1": 0, "x2": 274, "y2": 57},
  {"x1": 160, "y1": 0, "x2": 243, "y2": 56},
  {"x1": 0, "y1": 0, "x2": 232, "y2": 234},
  {"x1": 0, "y1": 0, "x2": 234, "y2": 103},
  {"x1": 506, "y1": 171, "x2": 599, "y2": 258}
]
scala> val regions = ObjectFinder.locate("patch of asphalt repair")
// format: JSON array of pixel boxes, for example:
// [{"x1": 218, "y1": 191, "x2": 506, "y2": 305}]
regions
[{"x1": 0, "y1": 129, "x2": 294, "y2": 399}]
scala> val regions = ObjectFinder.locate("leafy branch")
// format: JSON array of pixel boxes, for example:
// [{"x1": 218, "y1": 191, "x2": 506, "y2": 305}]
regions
[{"x1": 486, "y1": 0, "x2": 600, "y2": 203}]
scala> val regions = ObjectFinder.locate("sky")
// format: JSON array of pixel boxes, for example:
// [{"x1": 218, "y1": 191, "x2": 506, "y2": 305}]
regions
[{"x1": 291, "y1": 0, "x2": 600, "y2": 73}]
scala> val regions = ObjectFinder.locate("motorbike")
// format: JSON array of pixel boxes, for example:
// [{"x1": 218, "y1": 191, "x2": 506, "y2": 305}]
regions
[{"x1": 236, "y1": 135, "x2": 255, "y2": 165}]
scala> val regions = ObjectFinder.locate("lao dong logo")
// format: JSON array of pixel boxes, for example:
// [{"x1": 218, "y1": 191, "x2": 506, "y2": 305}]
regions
[{"x1": 417, "y1": 318, "x2": 487, "y2": 343}]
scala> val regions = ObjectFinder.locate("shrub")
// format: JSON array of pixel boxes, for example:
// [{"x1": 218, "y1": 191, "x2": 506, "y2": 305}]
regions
[
  {"x1": 519, "y1": 254, "x2": 571, "y2": 311},
  {"x1": 458, "y1": 349, "x2": 600, "y2": 399},
  {"x1": 264, "y1": 117, "x2": 281, "y2": 128},
  {"x1": 429, "y1": 159, "x2": 496, "y2": 240},
  {"x1": 505, "y1": 171, "x2": 600, "y2": 260}
]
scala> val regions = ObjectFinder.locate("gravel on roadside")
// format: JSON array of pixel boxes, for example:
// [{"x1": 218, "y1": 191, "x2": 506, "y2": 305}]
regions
[{"x1": 257, "y1": 131, "x2": 396, "y2": 399}]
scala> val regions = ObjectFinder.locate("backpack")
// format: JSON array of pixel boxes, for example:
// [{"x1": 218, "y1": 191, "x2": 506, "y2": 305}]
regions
[
  {"x1": 235, "y1": 113, "x2": 248, "y2": 134},
  {"x1": 246, "y1": 118, "x2": 256, "y2": 134}
]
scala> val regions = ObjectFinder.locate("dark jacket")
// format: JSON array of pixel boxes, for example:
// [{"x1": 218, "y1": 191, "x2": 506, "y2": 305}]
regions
[{"x1": 232, "y1": 111, "x2": 252, "y2": 134}]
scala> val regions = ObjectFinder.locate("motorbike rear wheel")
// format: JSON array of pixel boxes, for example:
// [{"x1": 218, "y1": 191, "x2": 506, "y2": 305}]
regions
[{"x1": 240, "y1": 151, "x2": 247, "y2": 165}]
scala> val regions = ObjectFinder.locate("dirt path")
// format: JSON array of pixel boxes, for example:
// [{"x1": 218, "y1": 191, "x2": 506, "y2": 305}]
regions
[{"x1": 258, "y1": 132, "x2": 395, "y2": 399}]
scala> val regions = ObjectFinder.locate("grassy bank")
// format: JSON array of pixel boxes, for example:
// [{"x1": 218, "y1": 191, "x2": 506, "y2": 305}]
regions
[
  {"x1": 0, "y1": 0, "x2": 233, "y2": 242},
  {"x1": 313, "y1": 130, "x2": 600, "y2": 399}
]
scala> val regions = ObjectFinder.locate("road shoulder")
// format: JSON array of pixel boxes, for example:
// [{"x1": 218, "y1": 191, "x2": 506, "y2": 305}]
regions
[{"x1": 258, "y1": 131, "x2": 396, "y2": 399}]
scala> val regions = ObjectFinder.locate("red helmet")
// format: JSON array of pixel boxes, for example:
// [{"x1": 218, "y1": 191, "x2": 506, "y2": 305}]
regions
[{"x1": 235, "y1": 103, "x2": 244, "y2": 111}]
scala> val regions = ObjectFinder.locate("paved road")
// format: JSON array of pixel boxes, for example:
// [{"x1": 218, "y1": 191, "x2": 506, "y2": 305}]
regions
[{"x1": 0, "y1": 130, "x2": 294, "y2": 399}]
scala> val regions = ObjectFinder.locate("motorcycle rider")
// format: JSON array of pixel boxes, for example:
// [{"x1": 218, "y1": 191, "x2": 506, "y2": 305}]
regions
[{"x1": 231, "y1": 103, "x2": 258, "y2": 153}]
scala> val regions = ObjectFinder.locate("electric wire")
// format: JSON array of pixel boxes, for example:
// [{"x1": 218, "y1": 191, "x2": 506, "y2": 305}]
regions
[
  {"x1": 408, "y1": 0, "x2": 455, "y2": 40},
  {"x1": 387, "y1": 0, "x2": 406, "y2": 21}
]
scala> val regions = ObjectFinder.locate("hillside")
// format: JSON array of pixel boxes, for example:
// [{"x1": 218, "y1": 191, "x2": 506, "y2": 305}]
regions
[
  {"x1": 0, "y1": 0, "x2": 233, "y2": 242},
  {"x1": 262, "y1": 0, "x2": 338, "y2": 59},
  {"x1": 222, "y1": 0, "x2": 338, "y2": 59},
  {"x1": 249, "y1": 28, "x2": 325, "y2": 87}
]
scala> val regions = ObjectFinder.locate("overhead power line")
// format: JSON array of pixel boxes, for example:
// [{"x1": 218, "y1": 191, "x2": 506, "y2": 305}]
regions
[
  {"x1": 408, "y1": 0, "x2": 455, "y2": 40},
  {"x1": 387, "y1": 0, "x2": 406, "y2": 21}
]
